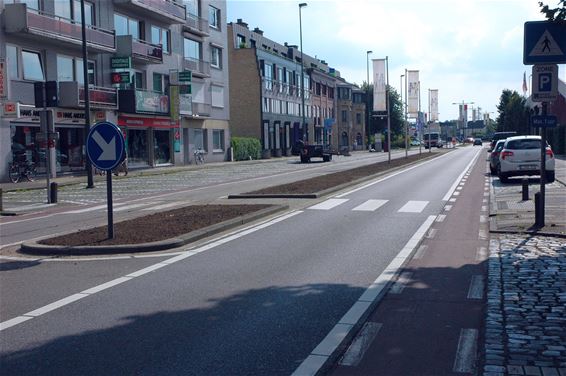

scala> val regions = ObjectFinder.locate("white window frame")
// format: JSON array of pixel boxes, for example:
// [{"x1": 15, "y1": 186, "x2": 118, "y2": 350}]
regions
[
  {"x1": 21, "y1": 49, "x2": 44, "y2": 81},
  {"x1": 210, "y1": 46, "x2": 221, "y2": 69},
  {"x1": 209, "y1": 5, "x2": 220, "y2": 29},
  {"x1": 212, "y1": 129, "x2": 224, "y2": 152}
]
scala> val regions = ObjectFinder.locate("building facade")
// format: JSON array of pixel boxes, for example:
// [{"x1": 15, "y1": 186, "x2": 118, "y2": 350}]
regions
[
  {"x1": 0, "y1": 0, "x2": 229, "y2": 181},
  {"x1": 336, "y1": 81, "x2": 366, "y2": 151}
]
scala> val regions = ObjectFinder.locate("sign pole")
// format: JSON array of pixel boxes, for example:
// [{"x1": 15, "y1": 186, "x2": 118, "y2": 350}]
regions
[
  {"x1": 107, "y1": 172, "x2": 114, "y2": 239},
  {"x1": 539, "y1": 102, "x2": 547, "y2": 227}
]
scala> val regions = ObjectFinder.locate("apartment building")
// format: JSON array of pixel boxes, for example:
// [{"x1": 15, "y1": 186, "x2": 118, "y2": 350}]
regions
[
  {"x1": 0, "y1": 0, "x2": 229, "y2": 181},
  {"x1": 336, "y1": 81, "x2": 366, "y2": 151}
]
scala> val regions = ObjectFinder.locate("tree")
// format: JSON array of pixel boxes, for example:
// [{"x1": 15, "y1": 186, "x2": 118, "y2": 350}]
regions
[
  {"x1": 496, "y1": 89, "x2": 514, "y2": 131},
  {"x1": 496, "y1": 89, "x2": 530, "y2": 133},
  {"x1": 539, "y1": 0, "x2": 566, "y2": 22},
  {"x1": 361, "y1": 82, "x2": 404, "y2": 140}
]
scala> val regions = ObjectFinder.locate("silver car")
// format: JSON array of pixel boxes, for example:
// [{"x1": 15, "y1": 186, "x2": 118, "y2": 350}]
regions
[{"x1": 497, "y1": 135, "x2": 555, "y2": 183}]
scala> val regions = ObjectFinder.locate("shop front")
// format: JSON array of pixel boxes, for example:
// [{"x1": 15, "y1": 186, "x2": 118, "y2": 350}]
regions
[{"x1": 117, "y1": 116, "x2": 175, "y2": 168}]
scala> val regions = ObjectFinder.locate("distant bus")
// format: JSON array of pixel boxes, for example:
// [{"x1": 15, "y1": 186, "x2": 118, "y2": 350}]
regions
[{"x1": 424, "y1": 132, "x2": 444, "y2": 148}]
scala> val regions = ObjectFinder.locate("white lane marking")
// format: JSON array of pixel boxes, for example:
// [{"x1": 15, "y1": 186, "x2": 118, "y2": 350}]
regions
[
  {"x1": 113, "y1": 203, "x2": 151, "y2": 212},
  {"x1": 413, "y1": 244, "x2": 428, "y2": 260},
  {"x1": 293, "y1": 216, "x2": 436, "y2": 375},
  {"x1": 141, "y1": 202, "x2": 182, "y2": 211},
  {"x1": 467, "y1": 275, "x2": 484, "y2": 299},
  {"x1": 0, "y1": 210, "x2": 303, "y2": 332},
  {"x1": 426, "y1": 228, "x2": 438, "y2": 239},
  {"x1": 352, "y1": 199, "x2": 388, "y2": 212},
  {"x1": 445, "y1": 205, "x2": 453, "y2": 211},
  {"x1": 480, "y1": 215, "x2": 487, "y2": 223},
  {"x1": 453, "y1": 328, "x2": 478, "y2": 373},
  {"x1": 64, "y1": 203, "x2": 127, "y2": 214},
  {"x1": 436, "y1": 214, "x2": 447, "y2": 222},
  {"x1": 308, "y1": 198, "x2": 349, "y2": 210},
  {"x1": 483, "y1": 192, "x2": 489, "y2": 197},
  {"x1": 476, "y1": 247, "x2": 488, "y2": 261},
  {"x1": 442, "y1": 148, "x2": 482, "y2": 201},
  {"x1": 335, "y1": 151, "x2": 455, "y2": 198},
  {"x1": 482, "y1": 198, "x2": 488, "y2": 204},
  {"x1": 481, "y1": 205, "x2": 488, "y2": 212},
  {"x1": 389, "y1": 271, "x2": 413, "y2": 294},
  {"x1": 453, "y1": 191, "x2": 460, "y2": 196},
  {"x1": 449, "y1": 198, "x2": 457, "y2": 202},
  {"x1": 338, "y1": 323, "x2": 383, "y2": 366},
  {"x1": 456, "y1": 186, "x2": 463, "y2": 191},
  {"x1": 398, "y1": 200, "x2": 429, "y2": 213},
  {"x1": 479, "y1": 229, "x2": 488, "y2": 240}
]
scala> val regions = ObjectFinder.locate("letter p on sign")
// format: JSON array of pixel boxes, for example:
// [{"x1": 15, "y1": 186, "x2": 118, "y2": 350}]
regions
[{"x1": 539, "y1": 73, "x2": 552, "y2": 91}]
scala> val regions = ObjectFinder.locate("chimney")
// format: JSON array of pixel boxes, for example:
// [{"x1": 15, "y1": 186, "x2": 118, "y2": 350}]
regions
[
  {"x1": 253, "y1": 27, "x2": 263, "y2": 35},
  {"x1": 236, "y1": 19, "x2": 248, "y2": 28}
]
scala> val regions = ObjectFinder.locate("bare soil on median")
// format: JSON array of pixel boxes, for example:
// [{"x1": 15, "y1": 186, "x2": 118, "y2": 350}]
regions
[{"x1": 34, "y1": 151, "x2": 442, "y2": 248}]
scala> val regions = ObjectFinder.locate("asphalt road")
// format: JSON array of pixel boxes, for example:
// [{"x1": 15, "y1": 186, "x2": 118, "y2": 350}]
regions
[{"x1": 0, "y1": 147, "x2": 483, "y2": 375}]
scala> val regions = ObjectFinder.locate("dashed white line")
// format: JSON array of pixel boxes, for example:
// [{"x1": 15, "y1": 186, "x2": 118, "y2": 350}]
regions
[
  {"x1": 445, "y1": 205, "x2": 453, "y2": 211},
  {"x1": 476, "y1": 247, "x2": 488, "y2": 261},
  {"x1": 389, "y1": 271, "x2": 413, "y2": 294},
  {"x1": 453, "y1": 328, "x2": 479, "y2": 373},
  {"x1": 338, "y1": 323, "x2": 383, "y2": 366},
  {"x1": 308, "y1": 198, "x2": 349, "y2": 210},
  {"x1": 413, "y1": 244, "x2": 428, "y2": 260},
  {"x1": 467, "y1": 275, "x2": 485, "y2": 299},
  {"x1": 352, "y1": 199, "x2": 388, "y2": 212},
  {"x1": 426, "y1": 228, "x2": 438, "y2": 239},
  {"x1": 436, "y1": 214, "x2": 446, "y2": 222}
]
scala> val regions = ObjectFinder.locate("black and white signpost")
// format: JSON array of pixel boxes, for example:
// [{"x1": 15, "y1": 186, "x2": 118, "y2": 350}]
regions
[
  {"x1": 523, "y1": 21, "x2": 566, "y2": 227},
  {"x1": 86, "y1": 122, "x2": 126, "y2": 239}
]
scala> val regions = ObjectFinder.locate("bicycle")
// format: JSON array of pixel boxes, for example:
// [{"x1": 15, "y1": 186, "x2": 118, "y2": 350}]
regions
[
  {"x1": 193, "y1": 148, "x2": 205, "y2": 165},
  {"x1": 9, "y1": 159, "x2": 36, "y2": 183}
]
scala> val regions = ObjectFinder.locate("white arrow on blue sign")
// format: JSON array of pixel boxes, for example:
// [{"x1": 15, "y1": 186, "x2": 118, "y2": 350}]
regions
[{"x1": 86, "y1": 121, "x2": 126, "y2": 171}]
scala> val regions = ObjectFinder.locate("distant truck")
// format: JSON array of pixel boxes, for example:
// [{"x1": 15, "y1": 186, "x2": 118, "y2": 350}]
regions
[
  {"x1": 292, "y1": 140, "x2": 334, "y2": 163},
  {"x1": 424, "y1": 132, "x2": 444, "y2": 148}
]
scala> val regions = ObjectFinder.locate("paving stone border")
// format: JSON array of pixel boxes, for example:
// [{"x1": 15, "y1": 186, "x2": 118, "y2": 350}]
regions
[{"x1": 483, "y1": 234, "x2": 566, "y2": 376}]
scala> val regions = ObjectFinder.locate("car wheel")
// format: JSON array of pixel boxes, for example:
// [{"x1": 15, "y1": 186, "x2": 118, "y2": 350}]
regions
[
  {"x1": 300, "y1": 155, "x2": 309, "y2": 163},
  {"x1": 498, "y1": 170, "x2": 509, "y2": 183},
  {"x1": 546, "y1": 171, "x2": 555, "y2": 183},
  {"x1": 490, "y1": 166, "x2": 496, "y2": 175}
]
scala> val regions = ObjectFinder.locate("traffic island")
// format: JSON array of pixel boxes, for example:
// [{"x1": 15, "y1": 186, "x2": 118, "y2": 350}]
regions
[{"x1": 19, "y1": 204, "x2": 288, "y2": 256}]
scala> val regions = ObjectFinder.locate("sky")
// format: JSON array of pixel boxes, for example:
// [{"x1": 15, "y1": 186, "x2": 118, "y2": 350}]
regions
[{"x1": 226, "y1": 0, "x2": 565, "y2": 122}]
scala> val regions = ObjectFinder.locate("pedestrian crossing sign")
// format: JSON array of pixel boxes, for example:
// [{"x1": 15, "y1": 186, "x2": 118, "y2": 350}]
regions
[{"x1": 523, "y1": 21, "x2": 566, "y2": 65}]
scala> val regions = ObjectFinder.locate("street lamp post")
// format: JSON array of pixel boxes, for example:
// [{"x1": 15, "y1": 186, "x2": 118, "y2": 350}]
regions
[
  {"x1": 81, "y1": 0, "x2": 94, "y2": 188},
  {"x1": 399, "y1": 74, "x2": 405, "y2": 155},
  {"x1": 366, "y1": 50, "x2": 372, "y2": 149},
  {"x1": 404, "y1": 68, "x2": 408, "y2": 158},
  {"x1": 299, "y1": 2, "x2": 307, "y2": 142}
]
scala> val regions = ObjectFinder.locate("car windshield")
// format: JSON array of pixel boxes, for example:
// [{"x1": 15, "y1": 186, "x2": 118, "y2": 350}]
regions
[
  {"x1": 495, "y1": 142, "x2": 505, "y2": 152},
  {"x1": 505, "y1": 139, "x2": 541, "y2": 150}
]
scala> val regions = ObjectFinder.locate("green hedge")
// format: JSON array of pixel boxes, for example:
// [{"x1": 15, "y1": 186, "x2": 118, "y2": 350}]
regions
[{"x1": 231, "y1": 137, "x2": 261, "y2": 161}]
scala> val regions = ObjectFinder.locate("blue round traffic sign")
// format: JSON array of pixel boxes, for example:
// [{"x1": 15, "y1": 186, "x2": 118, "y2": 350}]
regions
[{"x1": 86, "y1": 121, "x2": 126, "y2": 171}]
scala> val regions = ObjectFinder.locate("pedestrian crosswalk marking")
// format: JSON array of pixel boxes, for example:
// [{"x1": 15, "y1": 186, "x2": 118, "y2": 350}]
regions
[
  {"x1": 352, "y1": 199, "x2": 388, "y2": 212},
  {"x1": 308, "y1": 198, "x2": 349, "y2": 210},
  {"x1": 398, "y1": 200, "x2": 429, "y2": 213}
]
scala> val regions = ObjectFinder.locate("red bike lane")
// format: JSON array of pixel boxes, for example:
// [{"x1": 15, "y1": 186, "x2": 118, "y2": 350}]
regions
[{"x1": 328, "y1": 154, "x2": 490, "y2": 376}]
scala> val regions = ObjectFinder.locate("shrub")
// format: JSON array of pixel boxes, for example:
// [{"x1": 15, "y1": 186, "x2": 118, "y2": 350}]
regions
[{"x1": 231, "y1": 137, "x2": 261, "y2": 161}]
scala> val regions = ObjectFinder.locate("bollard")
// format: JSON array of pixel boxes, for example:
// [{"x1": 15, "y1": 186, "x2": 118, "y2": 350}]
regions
[
  {"x1": 522, "y1": 179, "x2": 529, "y2": 201},
  {"x1": 534, "y1": 192, "x2": 543, "y2": 227},
  {"x1": 50, "y1": 182, "x2": 58, "y2": 203}
]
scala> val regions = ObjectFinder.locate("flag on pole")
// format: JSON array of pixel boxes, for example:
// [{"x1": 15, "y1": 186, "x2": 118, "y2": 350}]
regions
[{"x1": 522, "y1": 71, "x2": 528, "y2": 95}]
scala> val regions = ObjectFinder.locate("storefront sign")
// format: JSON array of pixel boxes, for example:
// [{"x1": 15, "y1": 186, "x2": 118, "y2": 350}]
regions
[
  {"x1": 79, "y1": 86, "x2": 118, "y2": 109},
  {"x1": 0, "y1": 59, "x2": 6, "y2": 99},
  {"x1": 179, "y1": 94, "x2": 192, "y2": 115},
  {"x1": 178, "y1": 70, "x2": 192, "y2": 82},
  {"x1": 111, "y1": 72, "x2": 131, "y2": 84},
  {"x1": 111, "y1": 57, "x2": 131, "y2": 69},
  {"x1": 3, "y1": 102, "x2": 17, "y2": 117},
  {"x1": 135, "y1": 90, "x2": 169, "y2": 114},
  {"x1": 95, "y1": 111, "x2": 106, "y2": 121},
  {"x1": 118, "y1": 116, "x2": 176, "y2": 128}
]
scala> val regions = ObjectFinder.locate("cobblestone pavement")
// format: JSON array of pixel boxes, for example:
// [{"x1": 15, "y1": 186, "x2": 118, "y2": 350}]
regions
[{"x1": 484, "y1": 234, "x2": 566, "y2": 376}]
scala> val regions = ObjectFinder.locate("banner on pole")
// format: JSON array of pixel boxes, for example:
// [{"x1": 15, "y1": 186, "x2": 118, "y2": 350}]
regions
[
  {"x1": 407, "y1": 70, "x2": 419, "y2": 117},
  {"x1": 429, "y1": 89, "x2": 438, "y2": 122},
  {"x1": 372, "y1": 59, "x2": 387, "y2": 112}
]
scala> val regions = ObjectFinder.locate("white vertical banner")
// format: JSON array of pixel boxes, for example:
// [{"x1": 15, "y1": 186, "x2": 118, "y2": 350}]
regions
[
  {"x1": 372, "y1": 59, "x2": 387, "y2": 112},
  {"x1": 407, "y1": 70, "x2": 419, "y2": 117},
  {"x1": 429, "y1": 89, "x2": 438, "y2": 122}
]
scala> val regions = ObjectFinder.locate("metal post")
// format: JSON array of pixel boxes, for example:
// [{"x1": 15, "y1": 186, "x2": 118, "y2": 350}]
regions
[
  {"x1": 404, "y1": 68, "x2": 408, "y2": 158},
  {"x1": 386, "y1": 56, "x2": 391, "y2": 164},
  {"x1": 107, "y1": 172, "x2": 114, "y2": 239},
  {"x1": 538, "y1": 102, "x2": 547, "y2": 227},
  {"x1": 299, "y1": 3, "x2": 307, "y2": 142},
  {"x1": 366, "y1": 50, "x2": 372, "y2": 149},
  {"x1": 81, "y1": 0, "x2": 94, "y2": 189}
]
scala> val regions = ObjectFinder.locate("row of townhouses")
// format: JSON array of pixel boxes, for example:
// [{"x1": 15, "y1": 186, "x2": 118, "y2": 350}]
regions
[{"x1": 0, "y1": 0, "x2": 366, "y2": 181}]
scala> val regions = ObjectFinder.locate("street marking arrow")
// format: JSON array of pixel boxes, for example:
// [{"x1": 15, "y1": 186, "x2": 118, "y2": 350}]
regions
[{"x1": 92, "y1": 131, "x2": 116, "y2": 161}]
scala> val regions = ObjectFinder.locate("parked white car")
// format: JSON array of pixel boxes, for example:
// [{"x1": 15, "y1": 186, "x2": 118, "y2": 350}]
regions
[{"x1": 497, "y1": 135, "x2": 555, "y2": 183}]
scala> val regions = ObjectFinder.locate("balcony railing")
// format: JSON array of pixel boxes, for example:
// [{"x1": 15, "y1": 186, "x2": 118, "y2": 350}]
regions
[
  {"x1": 59, "y1": 82, "x2": 118, "y2": 109},
  {"x1": 182, "y1": 57, "x2": 210, "y2": 77},
  {"x1": 192, "y1": 102, "x2": 211, "y2": 117},
  {"x1": 183, "y1": 13, "x2": 209, "y2": 36},
  {"x1": 117, "y1": 35, "x2": 163, "y2": 64},
  {"x1": 3, "y1": 4, "x2": 115, "y2": 52},
  {"x1": 113, "y1": 0, "x2": 186, "y2": 24},
  {"x1": 118, "y1": 88, "x2": 169, "y2": 115}
]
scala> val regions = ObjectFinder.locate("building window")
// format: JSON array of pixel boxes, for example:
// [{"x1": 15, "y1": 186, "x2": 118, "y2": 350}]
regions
[
  {"x1": 74, "y1": 59, "x2": 95, "y2": 85},
  {"x1": 193, "y1": 128, "x2": 206, "y2": 150},
  {"x1": 212, "y1": 129, "x2": 224, "y2": 152},
  {"x1": 151, "y1": 26, "x2": 170, "y2": 54},
  {"x1": 316, "y1": 82, "x2": 321, "y2": 95},
  {"x1": 184, "y1": 38, "x2": 201, "y2": 60},
  {"x1": 20, "y1": 0, "x2": 40, "y2": 10},
  {"x1": 341, "y1": 110, "x2": 348, "y2": 122},
  {"x1": 210, "y1": 46, "x2": 222, "y2": 69},
  {"x1": 236, "y1": 34, "x2": 246, "y2": 48},
  {"x1": 132, "y1": 71, "x2": 143, "y2": 89},
  {"x1": 21, "y1": 50, "x2": 44, "y2": 81},
  {"x1": 208, "y1": 5, "x2": 220, "y2": 29},
  {"x1": 184, "y1": 0, "x2": 199, "y2": 17},
  {"x1": 114, "y1": 13, "x2": 140, "y2": 38},
  {"x1": 328, "y1": 87, "x2": 334, "y2": 99},
  {"x1": 57, "y1": 55, "x2": 74, "y2": 81},
  {"x1": 356, "y1": 113, "x2": 362, "y2": 125},
  {"x1": 211, "y1": 85, "x2": 224, "y2": 108},
  {"x1": 6, "y1": 45, "x2": 19, "y2": 79},
  {"x1": 264, "y1": 63, "x2": 273, "y2": 90}
]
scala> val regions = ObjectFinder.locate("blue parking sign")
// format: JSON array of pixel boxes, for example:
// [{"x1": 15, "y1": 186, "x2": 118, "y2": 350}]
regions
[{"x1": 86, "y1": 121, "x2": 126, "y2": 171}]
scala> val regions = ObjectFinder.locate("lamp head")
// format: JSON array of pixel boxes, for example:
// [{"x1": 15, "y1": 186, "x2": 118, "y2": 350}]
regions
[
  {"x1": 367, "y1": 50, "x2": 373, "y2": 54},
  {"x1": 299, "y1": 3, "x2": 307, "y2": 8}
]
